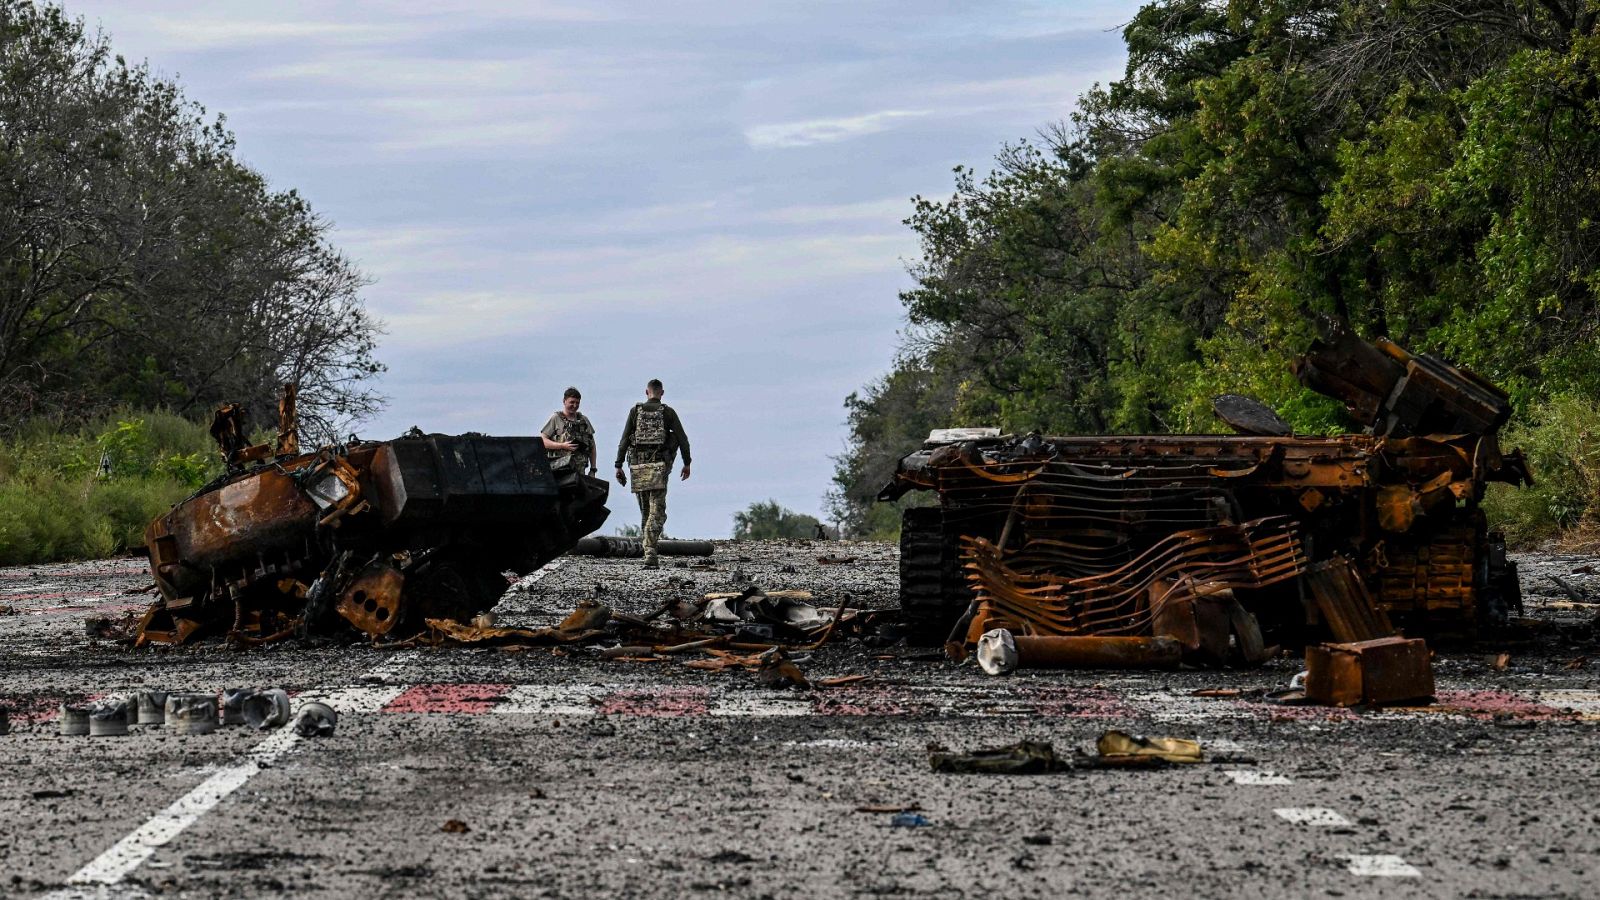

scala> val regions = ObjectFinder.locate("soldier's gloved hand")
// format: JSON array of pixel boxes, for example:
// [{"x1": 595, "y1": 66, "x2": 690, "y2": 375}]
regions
[
  {"x1": 680, "y1": 463, "x2": 691, "y2": 481},
  {"x1": 615, "y1": 467, "x2": 627, "y2": 486}
]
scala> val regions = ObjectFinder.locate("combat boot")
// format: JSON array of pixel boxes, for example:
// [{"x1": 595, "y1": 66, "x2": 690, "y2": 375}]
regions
[{"x1": 642, "y1": 554, "x2": 660, "y2": 569}]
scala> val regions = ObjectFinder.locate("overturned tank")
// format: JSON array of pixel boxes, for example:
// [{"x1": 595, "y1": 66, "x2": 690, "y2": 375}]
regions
[
  {"x1": 137, "y1": 391, "x2": 610, "y2": 645},
  {"x1": 880, "y1": 325, "x2": 1532, "y2": 662}
]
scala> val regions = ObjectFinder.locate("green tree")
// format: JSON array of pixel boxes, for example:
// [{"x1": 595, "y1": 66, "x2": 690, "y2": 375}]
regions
[
  {"x1": 834, "y1": 0, "x2": 1600, "y2": 539},
  {"x1": 0, "y1": 1, "x2": 383, "y2": 438},
  {"x1": 732, "y1": 500, "x2": 824, "y2": 541}
]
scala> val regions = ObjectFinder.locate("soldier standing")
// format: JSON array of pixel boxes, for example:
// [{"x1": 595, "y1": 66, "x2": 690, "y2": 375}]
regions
[
  {"x1": 615, "y1": 379, "x2": 691, "y2": 568},
  {"x1": 540, "y1": 387, "x2": 597, "y2": 476}
]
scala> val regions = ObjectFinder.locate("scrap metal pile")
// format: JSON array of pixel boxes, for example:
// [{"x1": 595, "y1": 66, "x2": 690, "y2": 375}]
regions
[
  {"x1": 395, "y1": 585, "x2": 886, "y2": 688},
  {"x1": 880, "y1": 325, "x2": 1532, "y2": 673},
  {"x1": 135, "y1": 387, "x2": 611, "y2": 646}
]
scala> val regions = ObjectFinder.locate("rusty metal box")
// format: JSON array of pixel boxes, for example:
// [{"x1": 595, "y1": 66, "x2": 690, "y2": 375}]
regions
[{"x1": 1305, "y1": 637, "x2": 1434, "y2": 707}]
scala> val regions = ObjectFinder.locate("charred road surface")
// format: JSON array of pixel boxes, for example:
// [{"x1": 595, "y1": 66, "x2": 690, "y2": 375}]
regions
[{"x1": 2, "y1": 542, "x2": 1598, "y2": 899}]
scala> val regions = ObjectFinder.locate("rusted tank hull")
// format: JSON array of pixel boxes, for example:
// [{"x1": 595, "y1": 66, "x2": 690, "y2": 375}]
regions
[
  {"x1": 140, "y1": 428, "x2": 610, "y2": 646},
  {"x1": 884, "y1": 326, "x2": 1530, "y2": 660}
]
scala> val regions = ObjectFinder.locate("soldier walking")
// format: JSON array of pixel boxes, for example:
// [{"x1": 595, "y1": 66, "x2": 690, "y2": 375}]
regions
[{"x1": 615, "y1": 379, "x2": 691, "y2": 568}]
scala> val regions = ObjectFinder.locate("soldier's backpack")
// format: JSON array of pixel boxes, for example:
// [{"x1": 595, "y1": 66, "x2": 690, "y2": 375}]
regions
[{"x1": 632, "y1": 405, "x2": 666, "y2": 447}]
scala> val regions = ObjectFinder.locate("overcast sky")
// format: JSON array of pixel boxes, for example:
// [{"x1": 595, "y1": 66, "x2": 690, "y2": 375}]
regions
[{"x1": 69, "y1": 0, "x2": 1136, "y2": 537}]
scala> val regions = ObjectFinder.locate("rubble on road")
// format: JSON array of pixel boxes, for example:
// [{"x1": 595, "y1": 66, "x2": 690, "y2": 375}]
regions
[
  {"x1": 930, "y1": 732, "x2": 1237, "y2": 774},
  {"x1": 929, "y1": 740, "x2": 1069, "y2": 774}
]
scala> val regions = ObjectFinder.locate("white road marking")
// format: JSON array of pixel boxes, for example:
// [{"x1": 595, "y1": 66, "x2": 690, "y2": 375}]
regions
[
  {"x1": 493, "y1": 683, "x2": 604, "y2": 716},
  {"x1": 1339, "y1": 854, "x2": 1421, "y2": 877},
  {"x1": 1274, "y1": 807, "x2": 1351, "y2": 826},
  {"x1": 711, "y1": 694, "x2": 812, "y2": 717},
  {"x1": 1534, "y1": 689, "x2": 1600, "y2": 719},
  {"x1": 1132, "y1": 690, "x2": 1256, "y2": 724},
  {"x1": 47, "y1": 684, "x2": 405, "y2": 893},
  {"x1": 5, "y1": 582, "x2": 61, "y2": 594},
  {"x1": 1224, "y1": 769, "x2": 1292, "y2": 785},
  {"x1": 361, "y1": 650, "x2": 421, "y2": 684}
]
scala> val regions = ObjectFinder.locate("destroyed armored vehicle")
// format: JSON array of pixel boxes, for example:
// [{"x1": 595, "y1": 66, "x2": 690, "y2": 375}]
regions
[
  {"x1": 137, "y1": 388, "x2": 610, "y2": 645},
  {"x1": 880, "y1": 327, "x2": 1531, "y2": 661}
]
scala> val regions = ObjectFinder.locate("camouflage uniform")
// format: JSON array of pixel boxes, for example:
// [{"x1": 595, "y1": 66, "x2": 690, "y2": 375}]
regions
[
  {"x1": 615, "y1": 399, "x2": 690, "y2": 565},
  {"x1": 540, "y1": 411, "x2": 595, "y2": 474}
]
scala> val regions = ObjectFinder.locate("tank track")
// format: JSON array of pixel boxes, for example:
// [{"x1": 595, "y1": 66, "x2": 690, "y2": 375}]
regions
[{"x1": 899, "y1": 507, "x2": 968, "y2": 642}]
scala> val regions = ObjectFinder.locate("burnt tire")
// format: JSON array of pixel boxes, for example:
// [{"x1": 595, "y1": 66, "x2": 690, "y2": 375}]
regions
[{"x1": 899, "y1": 506, "x2": 967, "y2": 644}]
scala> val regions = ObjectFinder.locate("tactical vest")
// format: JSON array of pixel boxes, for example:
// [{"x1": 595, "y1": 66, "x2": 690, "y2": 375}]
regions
[{"x1": 632, "y1": 405, "x2": 666, "y2": 447}]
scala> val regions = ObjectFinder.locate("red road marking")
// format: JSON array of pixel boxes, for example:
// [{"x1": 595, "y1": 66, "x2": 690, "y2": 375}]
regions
[
  {"x1": 1431, "y1": 690, "x2": 1565, "y2": 720},
  {"x1": 3, "y1": 693, "x2": 107, "y2": 724},
  {"x1": 597, "y1": 687, "x2": 709, "y2": 717},
  {"x1": 381, "y1": 683, "x2": 511, "y2": 714}
]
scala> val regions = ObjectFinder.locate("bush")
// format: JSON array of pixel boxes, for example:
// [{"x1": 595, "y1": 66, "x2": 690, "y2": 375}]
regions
[
  {"x1": 0, "y1": 410, "x2": 218, "y2": 564},
  {"x1": 1483, "y1": 394, "x2": 1600, "y2": 546}
]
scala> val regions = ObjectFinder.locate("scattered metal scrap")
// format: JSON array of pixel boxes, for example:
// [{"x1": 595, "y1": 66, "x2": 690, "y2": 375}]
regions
[
  {"x1": 882, "y1": 324, "x2": 1531, "y2": 672},
  {"x1": 571, "y1": 537, "x2": 714, "y2": 558},
  {"x1": 400, "y1": 582, "x2": 885, "y2": 688},
  {"x1": 929, "y1": 732, "x2": 1229, "y2": 774},
  {"x1": 136, "y1": 385, "x2": 611, "y2": 646}
]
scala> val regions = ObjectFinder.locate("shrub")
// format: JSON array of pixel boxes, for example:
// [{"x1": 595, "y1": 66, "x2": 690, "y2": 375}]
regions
[
  {"x1": 1483, "y1": 394, "x2": 1600, "y2": 546},
  {"x1": 0, "y1": 409, "x2": 218, "y2": 563}
]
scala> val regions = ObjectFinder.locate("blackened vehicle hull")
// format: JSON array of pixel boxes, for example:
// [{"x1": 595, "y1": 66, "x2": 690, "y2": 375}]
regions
[{"x1": 141, "y1": 432, "x2": 609, "y2": 645}]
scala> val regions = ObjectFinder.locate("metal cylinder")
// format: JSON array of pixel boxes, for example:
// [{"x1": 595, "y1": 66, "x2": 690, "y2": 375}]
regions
[
  {"x1": 166, "y1": 693, "x2": 218, "y2": 735},
  {"x1": 58, "y1": 704, "x2": 91, "y2": 736},
  {"x1": 136, "y1": 691, "x2": 168, "y2": 725},
  {"x1": 221, "y1": 688, "x2": 256, "y2": 726},
  {"x1": 1011, "y1": 635, "x2": 1183, "y2": 670},
  {"x1": 570, "y1": 536, "x2": 714, "y2": 558},
  {"x1": 89, "y1": 702, "x2": 129, "y2": 737},
  {"x1": 242, "y1": 690, "x2": 293, "y2": 730}
]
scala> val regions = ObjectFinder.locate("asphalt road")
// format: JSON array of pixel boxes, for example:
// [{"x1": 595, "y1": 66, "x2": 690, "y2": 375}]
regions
[{"x1": 2, "y1": 541, "x2": 1597, "y2": 899}]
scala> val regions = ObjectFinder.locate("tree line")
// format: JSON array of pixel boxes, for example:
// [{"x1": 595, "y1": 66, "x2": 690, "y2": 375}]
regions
[
  {"x1": 831, "y1": 0, "x2": 1600, "y2": 541},
  {"x1": 0, "y1": 1, "x2": 382, "y2": 441}
]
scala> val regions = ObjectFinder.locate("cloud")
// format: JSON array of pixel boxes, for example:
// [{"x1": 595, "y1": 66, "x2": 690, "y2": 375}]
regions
[
  {"x1": 744, "y1": 109, "x2": 931, "y2": 149},
  {"x1": 123, "y1": 18, "x2": 422, "y2": 50}
]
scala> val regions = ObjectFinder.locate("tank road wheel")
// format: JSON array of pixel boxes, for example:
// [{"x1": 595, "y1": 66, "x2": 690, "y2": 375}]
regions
[
  {"x1": 899, "y1": 507, "x2": 968, "y2": 644},
  {"x1": 401, "y1": 555, "x2": 507, "y2": 629}
]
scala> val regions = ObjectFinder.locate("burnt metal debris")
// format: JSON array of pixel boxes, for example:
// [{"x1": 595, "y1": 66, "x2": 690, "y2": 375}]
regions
[
  {"x1": 136, "y1": 386, "x2": 611, "y2": 646},
  {"x1": 571, "y1": 536, "x2": 715, "y2": 558},
  {"x1": 881, "y1": 324, "x2": 1532, "y2": 669}
]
